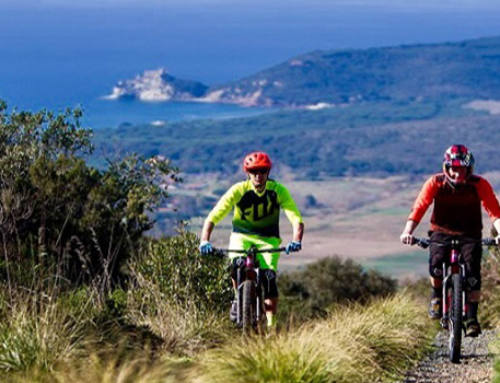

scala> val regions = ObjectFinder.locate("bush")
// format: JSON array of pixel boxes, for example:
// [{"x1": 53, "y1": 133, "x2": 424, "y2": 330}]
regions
[
  {"x1": 131, "y1": 230, "x2": 232, "y2": 311},
  {"x1": 279, "y1": 256, "x2": 396, "y2": 320},
  {"x1": 0, "y1": 102, "x2": 179, "y2": 290},
  {"x1": 125, "y1": 230, "x2": 233, "y2": 354}
]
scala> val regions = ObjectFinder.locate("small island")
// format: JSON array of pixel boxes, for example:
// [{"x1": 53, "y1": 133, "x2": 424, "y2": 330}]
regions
[{"x1": 104, "y1": 68, "x2": 209, "y2": 102}]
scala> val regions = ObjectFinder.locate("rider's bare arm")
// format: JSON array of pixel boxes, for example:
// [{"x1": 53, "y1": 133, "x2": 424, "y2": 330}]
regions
[
  {"x1": 494, "y1": 219, "x2": 500, "y2": 234},
  {"x1": 201, "y1": 220, "x2": 215, "y2": 242},
  {"x1": 400, "y1": 220, "x2": 418, "y2": 244},
  {"x1": 293, "y1": 222, "x2": 304, "y2": 243},
  {"x1": 493, "y1": 219, "x2": 500, "y2": 244}
]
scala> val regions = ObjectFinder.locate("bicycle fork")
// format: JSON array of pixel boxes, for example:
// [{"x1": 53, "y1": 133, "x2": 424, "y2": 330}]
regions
[
  {"x1": 235, "y1": 255, "x2": 261, "y2": 327},
  {"x1": 440, "y1": 248, "x2": 467, "y2": 330}
]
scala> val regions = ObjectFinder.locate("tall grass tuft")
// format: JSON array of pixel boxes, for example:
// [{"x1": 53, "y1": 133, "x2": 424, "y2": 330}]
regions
[
  {"x1": 7, "y1": 354, "x2": 191, "y2": 383},
  {"x1": 490, "y1": 336, "x2": 500, "y2": 383},
  {"x1": 0, "y1": 285, "x2": 99, "y2": 374},
  {"x1": 478, "y1": 249, "x2": 500, "y2": 328},
  {"x1": 197, "y1": 293, "x2": 433, "y2": 383},
  {"x1": 126, "y1": 275, "x2": 232, "y2": 356}
]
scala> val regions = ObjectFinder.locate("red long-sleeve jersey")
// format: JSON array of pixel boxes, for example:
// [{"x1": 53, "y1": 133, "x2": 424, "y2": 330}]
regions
[{"x1": 408, "y1": 174, "x2": 500, "y2": 236}]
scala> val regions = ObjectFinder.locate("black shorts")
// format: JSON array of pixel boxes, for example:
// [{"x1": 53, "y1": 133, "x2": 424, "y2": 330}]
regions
[
  {"x1": 231, "y1": 257, "x2": 278, "y2": 299},
  {"x1": 428, "y1": 231, "x2": 482, "y2": 290}
]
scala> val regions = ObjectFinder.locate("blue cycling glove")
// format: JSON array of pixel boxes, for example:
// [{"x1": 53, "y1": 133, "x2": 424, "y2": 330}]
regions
[
  {"x1": 285, "y1": 241, "x2": 302, "y2": 255},
  {"x1": 199, "y1": 241, "x2": 213, "y2": 255}
]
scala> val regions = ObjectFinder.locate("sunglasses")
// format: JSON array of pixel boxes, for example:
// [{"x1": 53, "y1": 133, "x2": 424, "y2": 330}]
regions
[{"x1": 248, "y1": 168, "x2": 269, "y2": 175}]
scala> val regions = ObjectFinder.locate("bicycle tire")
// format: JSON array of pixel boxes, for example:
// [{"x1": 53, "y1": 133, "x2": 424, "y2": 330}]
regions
[
  {"x1": 255, "y1": 287, "x2": 267, "y2": 335},
  {"x1": 242, "y1": 280, "x2": 256, "y2": 335},
  {"x1": 449, "y1": 273, "x2": 463, "y2": 363}
]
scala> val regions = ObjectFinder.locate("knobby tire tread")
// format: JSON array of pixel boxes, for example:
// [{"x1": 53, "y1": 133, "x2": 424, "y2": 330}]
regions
[
  {"x1": 242, "y1": 280, "x2": 256, "y2": 336},
  {"x1": 450, "y1": 273, "x2": 463, "y2": 363}
]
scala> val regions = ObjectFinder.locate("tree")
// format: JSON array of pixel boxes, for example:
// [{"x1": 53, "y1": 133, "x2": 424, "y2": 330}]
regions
[{"x1": 0, "y1": 101, "x2": 179, "y2": 292}]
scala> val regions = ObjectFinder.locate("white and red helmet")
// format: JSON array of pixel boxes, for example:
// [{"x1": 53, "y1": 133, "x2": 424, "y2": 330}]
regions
[{"x1": 442, "y1": 144, "x2": 474, "y2": 184}]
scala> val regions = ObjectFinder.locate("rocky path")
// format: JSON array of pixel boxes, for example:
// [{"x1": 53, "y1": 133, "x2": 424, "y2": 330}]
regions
[{"x1": 402, "y1": 330, "x2": 497, "y2": 383}]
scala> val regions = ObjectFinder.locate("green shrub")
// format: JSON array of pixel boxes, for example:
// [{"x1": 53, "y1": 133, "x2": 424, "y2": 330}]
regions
[
  {"x1": 0, "y1": 102, "x2": 179, "y2": 289},
  {"x1": 123, "y1": 231, "x2": 234, "y2": 355},
  {"x1": 279, "y1": 256, "x2": 396, "y2": 320},
  {"x1": 131, "y1": 230, "x2": 232, "y2": 311}
]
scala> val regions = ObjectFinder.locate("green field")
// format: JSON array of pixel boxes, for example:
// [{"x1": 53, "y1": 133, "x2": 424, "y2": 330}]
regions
[{"x1": 361, "y1": 251, "x2": 427, "y2": 279}]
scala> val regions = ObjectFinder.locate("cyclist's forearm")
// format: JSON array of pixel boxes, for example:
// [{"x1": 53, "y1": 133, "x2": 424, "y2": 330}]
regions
[
  {"x1": 201, "y1": 220, "x2": 215, "y2": 242},
  {"x1": 493, "y1": 218, "x2": 500, "y2": 236},
  {"x1": 403, "y1": 220, "x2": 418, "y2": 235},
  {"x1": 293, "y1": 222, "x2": 304, "y2": 242}
]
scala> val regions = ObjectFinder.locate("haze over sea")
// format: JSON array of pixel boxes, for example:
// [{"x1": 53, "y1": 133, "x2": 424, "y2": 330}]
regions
[{"x1": 2, "y1": 0, "x2": 500, "y2": 129}]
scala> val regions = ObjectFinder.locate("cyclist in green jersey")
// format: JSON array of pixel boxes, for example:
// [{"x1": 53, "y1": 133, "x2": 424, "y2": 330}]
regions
[{"x1": 199, "y1": 151, "x2": 304, "y2": 328}]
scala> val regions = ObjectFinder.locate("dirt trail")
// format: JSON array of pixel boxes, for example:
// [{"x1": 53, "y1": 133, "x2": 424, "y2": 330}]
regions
[{"x1": 402, "y1": 330, "x2": 497, "y2": 383}]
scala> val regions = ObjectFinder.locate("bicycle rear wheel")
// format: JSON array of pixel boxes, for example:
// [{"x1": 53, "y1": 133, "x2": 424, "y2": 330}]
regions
[
  {"x1": 242, "y1": 280, "x2": 256, "y2": 335},
  {"x1": 449, "y1": 273, "x2": 463, "y2": 363}
]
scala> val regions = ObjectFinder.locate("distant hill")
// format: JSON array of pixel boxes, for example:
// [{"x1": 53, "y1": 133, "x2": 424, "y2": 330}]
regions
[
  {"x1": 207, "y1": 36, "x2": 500, "y2": 106},
  {"x1": 107, "y1": 36, "x2": 500, "y2": 107}
]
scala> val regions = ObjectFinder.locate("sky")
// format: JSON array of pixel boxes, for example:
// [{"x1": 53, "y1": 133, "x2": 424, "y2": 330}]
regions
[{"x1": 3, "y1": 0, "x2": 500, "y2": 10}]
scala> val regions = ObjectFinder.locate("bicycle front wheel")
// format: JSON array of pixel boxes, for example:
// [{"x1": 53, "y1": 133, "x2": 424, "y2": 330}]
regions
[
  {"x1": 449, "y1": 273, "x2": 463, "y2": 363},
  {"x1": 242, "y1": 280, "x2": 256, "y2": 335}
]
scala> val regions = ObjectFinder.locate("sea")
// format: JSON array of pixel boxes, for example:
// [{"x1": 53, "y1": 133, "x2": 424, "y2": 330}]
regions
[{"x1": 1, "y1": 0, "x2": 500, "y2": 130}]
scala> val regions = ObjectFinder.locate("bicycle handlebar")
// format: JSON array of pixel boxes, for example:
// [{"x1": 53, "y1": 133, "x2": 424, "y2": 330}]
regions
[
  {"x1": 213, "y1": 247, "x2": 287, "y2": 255},
  {"x1": 411, "y1": 237, "x2": 496, "y2": 249},
  {"x1": 412, "y1": 237, "x2": 430, "y2": 249}
]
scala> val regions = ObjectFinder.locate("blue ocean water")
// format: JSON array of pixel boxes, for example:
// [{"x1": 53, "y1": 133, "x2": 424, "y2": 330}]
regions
[
  {"x1": 1, "y1": 1, "x2": 500, "y2": 129},
  {"x1": 80, "y1": 99, "x2": 265, "y2": 130}
]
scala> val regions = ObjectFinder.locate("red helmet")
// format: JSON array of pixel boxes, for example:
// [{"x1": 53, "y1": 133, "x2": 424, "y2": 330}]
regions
[
  {"x1": 442, "y1": 144, "x2": 474, "y2": 184},
  {"x1": 243, "y1": 151, "x2": 272, "y2": 172}
]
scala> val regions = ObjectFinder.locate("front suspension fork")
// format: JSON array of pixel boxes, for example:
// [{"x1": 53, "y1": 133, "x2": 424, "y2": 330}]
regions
[
  {"x1": 440, "y1": 262, "x2": 467, "y2": 329},
  {"x1": 441, "y1": 262, "x2": 449, "y2": 329}
]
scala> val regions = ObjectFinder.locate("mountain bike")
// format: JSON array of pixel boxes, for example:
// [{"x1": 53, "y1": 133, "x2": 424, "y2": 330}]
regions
[
  {"x1": 213, "y1": 245, "x2": 286, "y2": 335},
  {"x1": 413, "y1": 236, "x2": 495, "y2": 363}
]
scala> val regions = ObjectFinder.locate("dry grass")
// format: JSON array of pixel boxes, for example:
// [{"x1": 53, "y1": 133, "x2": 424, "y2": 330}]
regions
[
  {"x1": 1, "y1": 290, "x2": 434, "y2": 383},
  {"x1": 0, "y1": 287, "x2": 98, "y2": 374},
  {"x1": 125, "y1": 270, "x2": 232, "y2": 356},
  {"x1": 196, "y1": 293, "x2": 433, "y2": 383},
  {"x1": 7, "y1": 354, "x2": 192, "y2": 383}
]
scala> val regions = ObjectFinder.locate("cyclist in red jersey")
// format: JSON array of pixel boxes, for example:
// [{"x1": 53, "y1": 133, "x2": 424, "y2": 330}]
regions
[{"x1": 400, "y1": 145, "x2": 500, "y2": 337}]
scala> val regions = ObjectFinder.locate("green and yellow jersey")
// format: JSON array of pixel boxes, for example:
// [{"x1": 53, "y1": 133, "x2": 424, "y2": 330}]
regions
[{"x1": 206, "y1": 179, "x2": 303, "y2": 239}]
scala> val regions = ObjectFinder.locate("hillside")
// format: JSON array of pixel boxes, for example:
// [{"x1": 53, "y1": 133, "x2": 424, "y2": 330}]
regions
[
  {"x1": 208, "y1": 36, "x2": 500, "y2": 106},
  {"x1": 108, "y1": 36, "x2": 500, "y2": 107},
  {"x1": 92, "y1": 99, "x2": 498, "y2": 177}
]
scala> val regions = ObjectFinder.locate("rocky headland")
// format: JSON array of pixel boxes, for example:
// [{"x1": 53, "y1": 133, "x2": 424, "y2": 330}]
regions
[{"x1": 104, "y1": 68, "x2": 208, "y2": 102}]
